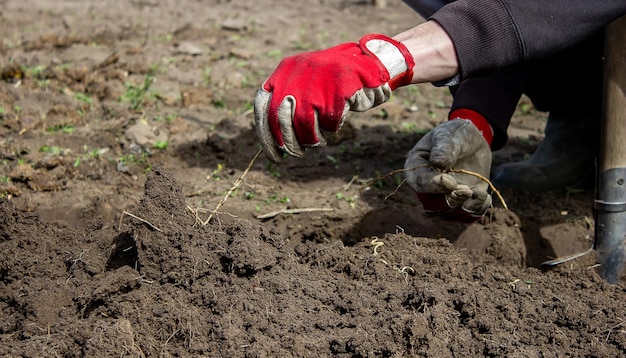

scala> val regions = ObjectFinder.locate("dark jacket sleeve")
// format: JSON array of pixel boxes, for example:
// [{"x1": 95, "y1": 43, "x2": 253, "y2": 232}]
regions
[{"x1": 429, "y1": 0, "x2": 626, "y2": 79}]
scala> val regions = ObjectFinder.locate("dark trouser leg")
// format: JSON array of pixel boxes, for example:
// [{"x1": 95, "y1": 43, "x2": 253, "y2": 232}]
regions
[
  {"x1": 491, "y1": 32, "x2": 603, "y2": 192},
  {"x1": 449, "y1": 67, "x2": 527, "y2": 151}
]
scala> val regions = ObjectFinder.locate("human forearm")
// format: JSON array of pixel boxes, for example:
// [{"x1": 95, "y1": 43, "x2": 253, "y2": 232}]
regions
[{"x1": 393, "y1": 20, "x2": 458, "y2": 84}]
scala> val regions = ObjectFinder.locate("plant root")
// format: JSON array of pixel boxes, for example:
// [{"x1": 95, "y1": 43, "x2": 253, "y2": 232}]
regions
[
  {"x1": 362, "y1": 164, "x2": 508, "y2": 210},
  {"x1": 203, "y1": 149, "x2": 262, "y2": 225}
]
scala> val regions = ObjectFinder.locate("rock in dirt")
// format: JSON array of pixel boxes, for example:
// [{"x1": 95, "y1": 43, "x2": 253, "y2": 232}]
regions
[
  {"x1": 124, "y1": 121, "x2": 168, "y2": 149},
  {"x1": 172, "y1": 41, "x2": 203, "y2": 56}
]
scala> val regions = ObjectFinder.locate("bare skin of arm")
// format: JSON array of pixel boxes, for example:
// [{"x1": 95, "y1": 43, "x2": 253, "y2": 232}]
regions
[{"x1": 393, "y1": 21, "x2": 459, "y2": 84}]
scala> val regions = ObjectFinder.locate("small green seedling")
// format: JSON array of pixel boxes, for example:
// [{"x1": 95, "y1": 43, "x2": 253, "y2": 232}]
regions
[
  {"x1": 120, "y1": 65, "x2": 159, "y2": 110},
  {"x1": 152, "y1": 141, "x2": 168, "y2": 150}
]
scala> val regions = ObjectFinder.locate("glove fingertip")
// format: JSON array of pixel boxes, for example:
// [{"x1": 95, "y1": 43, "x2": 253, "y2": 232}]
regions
[
  {"x1": 428, "y1": 150, "x2": 455, "y2": 168},
  {"x1": 263, "y1": 145, "x2": 283, "y2": 163},
  {"x1": 254, "y1": 89, "x2": 284, "y2": 163},
  {"x1": 259, "y1": 131, "x2": 284, "y2": 163},
  {"x1": 435, "y1": 173, "x2": 457, "y2": 191}
]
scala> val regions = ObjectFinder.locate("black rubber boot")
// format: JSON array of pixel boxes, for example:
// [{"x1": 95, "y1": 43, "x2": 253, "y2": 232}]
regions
[{"x1": 491, "y1": 113, "x2": 599, "y2": 192}]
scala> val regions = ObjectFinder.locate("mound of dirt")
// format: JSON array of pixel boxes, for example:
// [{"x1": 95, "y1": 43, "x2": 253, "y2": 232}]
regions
[{"x1": 2, "y1": 167, "x2": 625, "y2": 357}]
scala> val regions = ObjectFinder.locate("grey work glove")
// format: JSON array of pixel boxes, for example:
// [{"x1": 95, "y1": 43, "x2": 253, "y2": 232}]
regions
[{"x1": 404, "y1": 119, "x2": 493, "y2": 222}]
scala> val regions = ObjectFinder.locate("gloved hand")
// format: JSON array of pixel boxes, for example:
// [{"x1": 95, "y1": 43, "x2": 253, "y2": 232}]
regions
[
  {"x1": 404, "y1": 113, "x2": 493, "y2": 222},
  {"x1": 255, "y1": 34, "x2": 415, "y2": 162}
]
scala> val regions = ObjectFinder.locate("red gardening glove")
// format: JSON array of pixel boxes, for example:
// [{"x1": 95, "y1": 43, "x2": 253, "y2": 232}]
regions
[
  {"x1": 405, "y1": 109, "x2": 494, "y2": 223},
  {"x1": 254, "y1": 34, "x2": 414, "y2": 162}
]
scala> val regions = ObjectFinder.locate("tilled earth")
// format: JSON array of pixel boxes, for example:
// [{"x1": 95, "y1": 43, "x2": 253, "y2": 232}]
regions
[{"x1": 1, "y1": 0, "x2": 625, "y2": 356}]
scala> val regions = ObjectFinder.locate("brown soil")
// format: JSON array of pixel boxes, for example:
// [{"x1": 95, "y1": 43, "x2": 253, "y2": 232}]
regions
[{"x1": 1, "y1": 0, "x2": 624, "y2": 356}]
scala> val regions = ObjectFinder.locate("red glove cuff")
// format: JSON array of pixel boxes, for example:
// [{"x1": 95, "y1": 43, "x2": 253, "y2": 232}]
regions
[
  {"x1": 449, "y1": 108, "x2": 493, "y2": 147},
  {"x1": 359, "y1": 34, "x2": 415, "y2": 90},
  {"x1": 416, "y1": 193, "x2": 484, "y2": 223}
]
